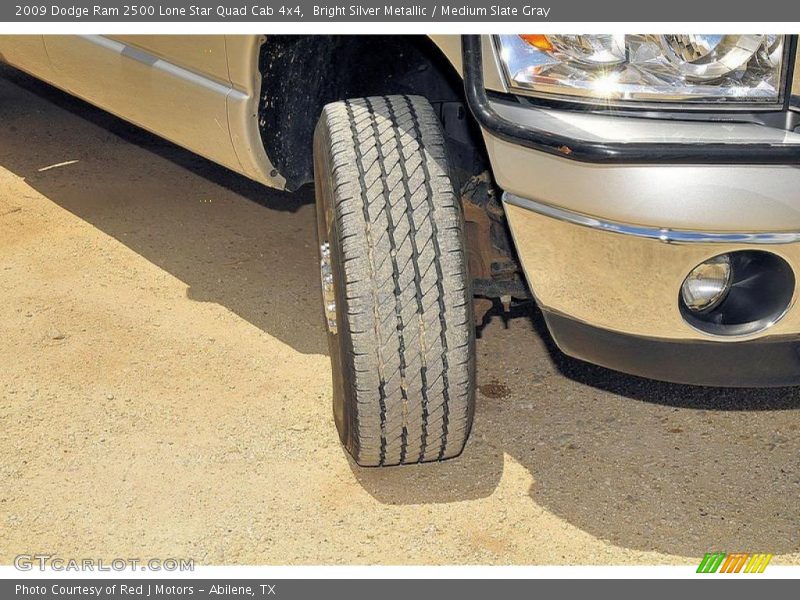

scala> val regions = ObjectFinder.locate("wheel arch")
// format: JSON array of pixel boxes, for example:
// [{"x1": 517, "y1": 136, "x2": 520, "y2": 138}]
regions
[{"x1": 256, "y1": 35, "x2": 482, "y2": 191}]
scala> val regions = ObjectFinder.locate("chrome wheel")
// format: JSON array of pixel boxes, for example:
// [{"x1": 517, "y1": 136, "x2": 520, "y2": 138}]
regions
[{"x1": 319, "y1": 241, "x2": 337, "y2": 334}]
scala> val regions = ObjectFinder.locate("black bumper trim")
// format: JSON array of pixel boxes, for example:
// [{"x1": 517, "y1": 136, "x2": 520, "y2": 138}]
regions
[
  {"x1": 544, "y1": 311, "x2": 800, "y2": 387},
  {"x1": 461, "y1": 35, "x2": 800, "y2": 166}
]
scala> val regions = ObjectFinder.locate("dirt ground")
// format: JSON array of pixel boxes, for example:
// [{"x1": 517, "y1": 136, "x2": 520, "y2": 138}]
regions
[{"x1": 1, "y1": 64, "x2": 800, "y2": 566}]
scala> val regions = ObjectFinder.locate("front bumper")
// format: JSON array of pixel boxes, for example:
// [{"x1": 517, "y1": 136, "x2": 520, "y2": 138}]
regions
[
  {"x1": 503, "y1": 193, "x2": 800, "y2": 386},
  {"x1": 502, "y1": 193, "x2": 800, "y2": 343},
  {"x1": 544, "y1": 312, "x2": 800, "y2": 388},
  {"x1": 463, "y1": 35, "x2": 800, "y2": 386}
]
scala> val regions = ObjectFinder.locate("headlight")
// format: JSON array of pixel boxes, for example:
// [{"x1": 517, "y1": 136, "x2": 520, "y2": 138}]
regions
[{"x1": 496, "y1": 34, "x2": 787, "y2": 105}]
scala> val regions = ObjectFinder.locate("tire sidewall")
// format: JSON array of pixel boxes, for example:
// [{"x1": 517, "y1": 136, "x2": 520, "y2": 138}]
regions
[{"x1": 313, "y1": 117, "x2": 357, "y2": 457}]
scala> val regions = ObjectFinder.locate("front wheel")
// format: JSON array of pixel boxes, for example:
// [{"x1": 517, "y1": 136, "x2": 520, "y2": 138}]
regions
[{"x1": 313, "y1": 94, "x2": 475, "y2": 467}]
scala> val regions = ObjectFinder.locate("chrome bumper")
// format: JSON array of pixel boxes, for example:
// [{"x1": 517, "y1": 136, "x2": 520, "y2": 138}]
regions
[{"x1": 503, "y1": 192, "x2": 800, "y2": 343}]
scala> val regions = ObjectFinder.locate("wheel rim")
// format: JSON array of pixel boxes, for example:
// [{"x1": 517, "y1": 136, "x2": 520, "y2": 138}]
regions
[{"x1": 319, "y1": 241, "x2": 337, "y2": 335}]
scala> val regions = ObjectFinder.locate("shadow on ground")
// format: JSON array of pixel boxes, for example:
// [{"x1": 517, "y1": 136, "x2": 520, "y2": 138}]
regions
[
  {"x1": 3, "y1": 64, "x2": 799, "y2": 558},
  {"x1": 0, "y1": 64, "x2": 325, "y2": 356},
  {"x1": 356, "y1": 303, "x2": 800, "y2": 556}
]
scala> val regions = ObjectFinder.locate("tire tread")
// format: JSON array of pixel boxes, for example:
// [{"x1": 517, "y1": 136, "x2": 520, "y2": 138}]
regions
[{"x1": 316, "y1": 94, "x2": 474, "y2": 466}]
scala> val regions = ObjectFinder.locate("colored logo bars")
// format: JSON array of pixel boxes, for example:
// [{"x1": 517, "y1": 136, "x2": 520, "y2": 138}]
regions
[{"x1": 697, "y1": 552, "x2": 773, "y2": 573}]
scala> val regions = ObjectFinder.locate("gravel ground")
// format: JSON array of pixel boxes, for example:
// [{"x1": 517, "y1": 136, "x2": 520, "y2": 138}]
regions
[{"x1": 1, "y1": 64, "x2": 799, "y2": 566}]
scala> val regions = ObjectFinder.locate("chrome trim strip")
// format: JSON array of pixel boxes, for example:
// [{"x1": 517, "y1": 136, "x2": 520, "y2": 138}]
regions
[
  {"x1": 86, "y1": 35, "x2": 247, "y2": 101},
  {"x1": 502, "y1": 192, "x2": 800, "y2": 245}
]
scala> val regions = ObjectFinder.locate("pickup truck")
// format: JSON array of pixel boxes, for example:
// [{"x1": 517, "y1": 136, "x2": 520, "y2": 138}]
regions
[{"x1": 2, "y1": 34, "x2": 798, "y2": 467}]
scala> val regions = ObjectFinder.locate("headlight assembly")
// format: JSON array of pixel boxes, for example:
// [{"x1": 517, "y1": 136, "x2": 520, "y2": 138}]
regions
[{"x1": 496, "y1": 34, "x2": 788, "y2": 106}]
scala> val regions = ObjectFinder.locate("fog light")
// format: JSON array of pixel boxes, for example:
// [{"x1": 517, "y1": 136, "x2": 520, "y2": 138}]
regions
[
  {"x1": 680, "y1": 250, "x2": 794, "y2": 336},
  {"x1": 681, "y1": 254, "x2": 732, "y2": 312}
]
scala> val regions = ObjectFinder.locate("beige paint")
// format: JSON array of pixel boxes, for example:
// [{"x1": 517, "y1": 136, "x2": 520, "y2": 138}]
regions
[
  {"x1": 223, "y1": 35, "x2": 281, "y2": 186},
  {"x1": 110, "y1": 35, "x2": 232, "y2": 85},
  {"x1": 0, "y1": 35, "x2": 55, "y2": 81},
  {"x1": 793, "y1": 46, "x2": 800, "y2": 102}
]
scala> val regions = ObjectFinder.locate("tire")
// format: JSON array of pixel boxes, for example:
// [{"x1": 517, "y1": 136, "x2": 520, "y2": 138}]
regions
[{"x1": 313, "y1": 94, "x2": 475, "y2": 467}]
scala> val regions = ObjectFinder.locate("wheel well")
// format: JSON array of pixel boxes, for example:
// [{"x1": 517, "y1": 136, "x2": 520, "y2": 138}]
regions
[{"x1": 257, "y1": 35, "x2": 488, "y2": 191}]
